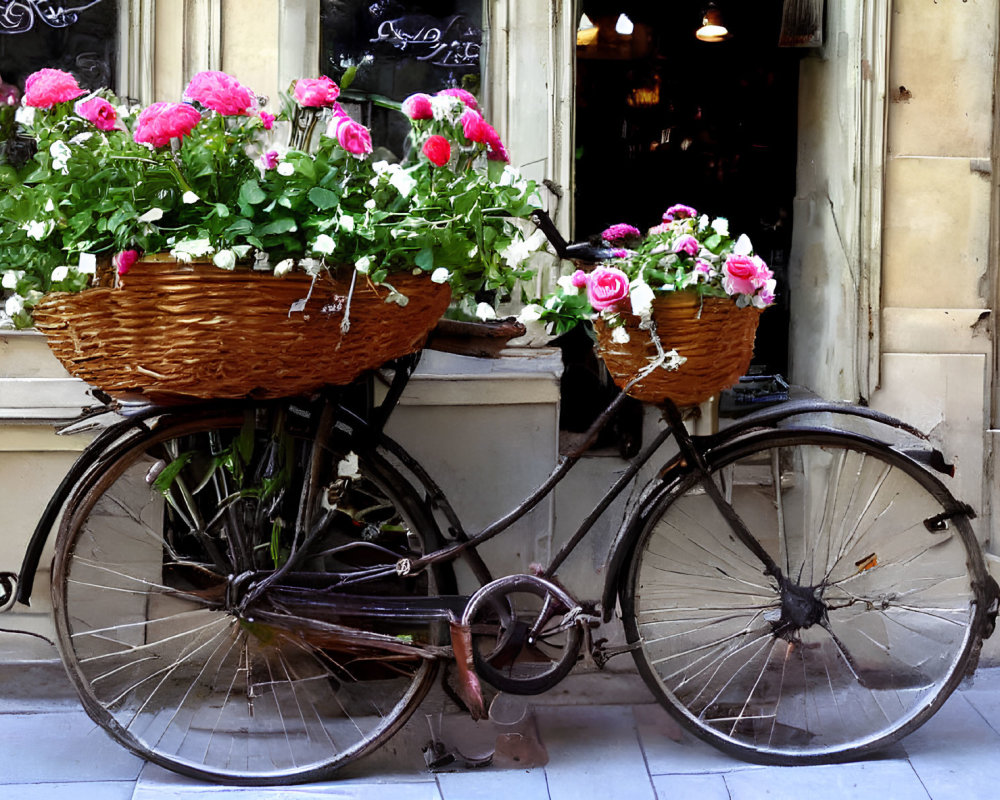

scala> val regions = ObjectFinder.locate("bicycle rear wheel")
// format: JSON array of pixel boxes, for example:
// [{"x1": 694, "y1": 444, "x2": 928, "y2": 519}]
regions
[
  {"x1": 621, "y1": 429, "x2": 988, "y2": 764},
  {"x1": 52, "y1": 405, "x2": 443, "y2": 785}
]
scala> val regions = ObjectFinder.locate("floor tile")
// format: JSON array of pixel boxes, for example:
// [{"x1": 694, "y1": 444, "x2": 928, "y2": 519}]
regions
[
  {"x1": 535, "y1": 705, "x2": 655, "y2": 800},
  {"x1": 437, "y1": 767, "x2": 549, "y2": 799},
  {"x1": 723, "y1": 761, "x2": 930, "y2": 800},
  {"x1": 0, "y1": 783, "x2": 135, "y2": 800},
  {"x1": 651, "y1": 773, "x2": 730, "y2": 800},
  {"x1": 634, "y1": 703, "x2": 765, "y2": 775},
  {"x1": 902, "y1": 692, "x2": 1000, "y2": 800},
  {"x1": 0, "y1": 711, "x2": 143, "y2": 783}
]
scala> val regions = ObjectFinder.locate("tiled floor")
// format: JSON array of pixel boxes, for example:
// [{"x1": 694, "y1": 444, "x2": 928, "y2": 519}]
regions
[{"x1": 4, "y1": 664, "x2": 1000, "y2": 799}]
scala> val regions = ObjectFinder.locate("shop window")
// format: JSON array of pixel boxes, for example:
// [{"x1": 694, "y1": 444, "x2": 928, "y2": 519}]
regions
[
  {"x1": 0, "y1": 1, "x2": 121, "y2": 96},
  {"x1": 319, "y1": 0, "x2": 482, "y2": 160}
]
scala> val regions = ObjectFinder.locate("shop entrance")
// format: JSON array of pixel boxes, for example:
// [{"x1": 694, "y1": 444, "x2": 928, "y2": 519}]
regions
[{"x1": 574, "y1": 1, "x2": 801, "y2": 376}]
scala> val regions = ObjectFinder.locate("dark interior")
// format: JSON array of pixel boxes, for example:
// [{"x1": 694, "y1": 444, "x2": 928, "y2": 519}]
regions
[{"x1": 575, "y1": 0, "x2": 802, "y2": 376}]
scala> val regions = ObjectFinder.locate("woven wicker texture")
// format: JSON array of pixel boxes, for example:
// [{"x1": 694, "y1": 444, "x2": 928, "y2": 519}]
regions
[
  {"x1": 33, "y1": 257, "x2": 451, "y2": 400},
  {"x1": 594, "y1": 293, "x2": 761, "y2": 406}
]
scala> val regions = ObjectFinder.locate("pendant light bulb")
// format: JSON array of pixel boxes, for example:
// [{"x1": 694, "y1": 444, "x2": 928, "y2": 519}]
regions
[{"x1": 615, "y1": 13, "x2": 634, "y2": 36}]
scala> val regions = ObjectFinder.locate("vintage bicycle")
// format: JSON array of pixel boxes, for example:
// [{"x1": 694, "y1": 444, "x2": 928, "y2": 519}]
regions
[{"x1": 1, "y1": 230, "x2": 997, "y2": 786}]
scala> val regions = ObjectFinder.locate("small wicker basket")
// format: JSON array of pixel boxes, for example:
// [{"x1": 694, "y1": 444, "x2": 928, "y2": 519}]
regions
[
  {"x1": 593, "y1": 292, "x2": 761, "y2": 406},
  {"x1": 33, "y1": 257, "x2": 451, "y2": 401}
]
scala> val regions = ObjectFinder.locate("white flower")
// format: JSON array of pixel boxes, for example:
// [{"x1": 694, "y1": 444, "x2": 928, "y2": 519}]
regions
[
  {"x1": 711, "y1": 217, "x2": 730, "y2": 237},
  {"x1": 499, "y1": 165, "x2": 529, "y2": 191},
  {"x1": 698, "y1": 214, "x2": 710, "y2": 232},
  {"x1": 50, "y1": 266, "x2": 69, "y2": 282},
  {"x1": 277, "y1": 161, "x2": 295, "y2": 177},
  {"x1": 299, "y1": 257, "x2": 322, "y2": 276},
  {"x1": 556, "y1": 275, "x2": 580, "y2": 295},
  {"x1": 49, "y1": 141, "x2": 71, "y2": 174},
  {"x1": 389, "y1": 167, "x2": 417, "y2": 198},
  {"x1": 611, "y1": 326, "x2": 631, "y2": 344},
  {"x1": 518, "y1": 303, "x2": 544, "y2": 323},
  {"x1": 500, "y1": 227, "x2": 548, "y2": 270},
  {"x1": 43, "y1": 198, "x2": 55, "y2": 212},
  {"x1": 629, "y1": 278, "x2": 655, "y2": 318},
  {"x1": 5, "y1": 294, "x2": 24, "y2": 316},
  {"x1": 312, "y1": 234, "x2": 336, "y2": 255},
  {"x1": 24, "y1": 220, "x2": 48, "y2": 240},
  {"x1": 14, "y1": 105, "x2": 35, "y2": 126},
  {"x1": 355, "y1": 255, "x2": 371, "y2": 274},
  {"x1": 170, "y1": 238, "x2": 214, "y2": 262},
  {"x1": 475, "y1": 302, "x2": 497, "y2": 321},
  {"x1": 338, "y1": 215, "x2": 354, "y2": 233},
  {"x1": 139, "y1": 207, "x2": 164, "y2": 223},
  {"x1": 182, "y1": 191, "x2": 200, "y2": 204},
  {"x1": 431, "y1": 267, "x2": 450, "y2": 284},
  {"x1": 430, "y1": 94, "x2": 464, "y2": 123},
  {"x1": 273, "y1": 258, "x2": 295, "y2": 277},
  {"x1": 78, "y1": 253, "x2": 97, "y2": 274},
  {"x1": 364, "y1": 198, "x2": 376, "y2": 210},
  {"x1": 733, "y1": 233, "x2": 754, "y2": 256},
  {"x1": 1, "y1": 271, "x2": 23, "y2": 290},
  {"x1": 213, "y1": 249, "x2": 237, "y2": 270}
]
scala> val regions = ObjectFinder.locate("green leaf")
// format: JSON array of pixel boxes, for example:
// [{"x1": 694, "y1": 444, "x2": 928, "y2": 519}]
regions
[
  {"x1": 257, "y1": 217, "x2": 297, "y2": 236},
  {"x1": 307, "y1": 186, "x2": 340, "y2": 210},
  {"x1": 414, "y1": 247, "x2": 434, "y2": 270},
  {"x1": 239, "y1": 179, "x2": 267, "y2": 206},
  {"x1": 153, "y1": 451, "x2": 196, "y2": 495}
]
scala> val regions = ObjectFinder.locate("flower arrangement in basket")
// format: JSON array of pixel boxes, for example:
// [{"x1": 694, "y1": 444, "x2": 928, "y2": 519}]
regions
[
  {"x1": 525, "y1": 204, "x2": 776, "y2": 406},
  {"x1": 0, "y1": 68, "x2": 544, "y2": 399}
]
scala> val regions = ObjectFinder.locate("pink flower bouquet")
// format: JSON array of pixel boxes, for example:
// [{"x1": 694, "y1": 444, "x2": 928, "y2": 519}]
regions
[{"x1": 0, "y1": 67, "x2": 542, "y2": 327}]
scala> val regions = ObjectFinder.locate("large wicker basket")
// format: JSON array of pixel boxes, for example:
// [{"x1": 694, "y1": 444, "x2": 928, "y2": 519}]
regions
[
  {"x1": 33, "y1": 257, "x2": 451, "y2": 401},
  {"x1": 594, "y1": 292, "x2": 762, "y2": 406}
]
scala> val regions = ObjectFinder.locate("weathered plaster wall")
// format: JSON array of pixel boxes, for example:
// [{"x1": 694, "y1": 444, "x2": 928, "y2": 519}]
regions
[{"x1": 871, "y1": 0, "x2": 997, "y2": 546}]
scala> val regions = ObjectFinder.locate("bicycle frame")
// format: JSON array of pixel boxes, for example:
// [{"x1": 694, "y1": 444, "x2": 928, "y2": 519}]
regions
[{"x1": 7, "y1": 353, "x2": 963, "y2": 621}]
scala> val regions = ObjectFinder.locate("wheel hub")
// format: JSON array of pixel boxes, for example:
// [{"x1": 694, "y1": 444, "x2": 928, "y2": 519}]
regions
[{"x1": 774, "y1": 578, "x2": 826, "y2": 638}]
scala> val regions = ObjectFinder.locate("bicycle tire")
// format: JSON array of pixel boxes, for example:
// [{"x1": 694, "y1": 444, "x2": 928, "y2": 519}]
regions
[
  {"x1": 620, "y1": 428, "x2": 988, "y2": 764},
  {"x1": 52, "y1": 406, "x2": 444, "y2": 785}
]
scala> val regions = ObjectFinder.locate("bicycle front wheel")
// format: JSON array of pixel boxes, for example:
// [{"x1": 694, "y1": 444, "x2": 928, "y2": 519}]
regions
[
  {"x1": 52, "y1": 407, "x2": 443, "y2": 785},
  {"x1": 622, "y1": 429, "x2": 988, "y2": 764}
]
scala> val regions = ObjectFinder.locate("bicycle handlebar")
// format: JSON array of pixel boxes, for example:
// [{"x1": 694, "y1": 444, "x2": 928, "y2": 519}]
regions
[{"x1": 530, "y1": 209, "x2": 615, "y2": 263}]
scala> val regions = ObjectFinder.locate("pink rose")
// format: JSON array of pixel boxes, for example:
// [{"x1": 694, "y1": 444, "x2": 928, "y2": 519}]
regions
[
  {"x1": 133, "y1": 102, "x2": 203, "y2": 147},
  {"x1": 258, "y1": 110, "x2": 275, "y2": 130},
  {"x1": 674, "y1": 234, "x2": 699, "y2": 256},
  {"x1": 75, "y1": 96, "x2": 117, "y2": 131},
  {"x1": 331, "y1": 114, "x2": 373, "y2": 157},
  {"x1": 663, "y1": 204, "x2": 697, "y2": 222},
  {"x1": 293, "y1": 76, "x2": 340, "y2": 108},
  {"x1": 601, "y1": 223, "x2": 641, "y2": 243},
  {"x1": 647, "y1": 222, "x2": 670, "y2": 236},
  {"x1": 586, "y1": 266, "x2": 630, "y2": 311},
  {"x1": 114, "y1": 250, "x2": 140, "y2": 275},
  {"x1": 570, "y1": 269, "x2": 589, "y2": 288},
  {"x1": 23, "y1": 68, "x2": 85, "y2": 108},
  {"x1": 723, "y1": 254, "x2": 771, "y2": 296},
  {"x1": 184, "y1": 71, "x2": 255, "y2": 115},
  {"x1": 460, "y1": 108, "x2": 487, "y2": 143},
  {"x1": 422, "y1": 135, "x2": 451, "y2": 167},
  {"x1": 482, "y1": 123, "x2": 509, "y2": 163},
  {"x1": 260, "y1": 150, "x2": 280, "y2": 170},
  {"x1": 436, "y1": 87, "x2": 478, "y2": 109},
  {"x1": 402, "y1": 92, "x2": 434, "y2": 120}
]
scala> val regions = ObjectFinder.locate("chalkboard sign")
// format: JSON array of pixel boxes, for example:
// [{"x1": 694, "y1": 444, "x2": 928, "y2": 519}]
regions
[
  {"x1": 320, "y1": 0, "x2": 482, "y2": 159},
  {"x1": 0, "y1": 0, "x2": 120, "y2": 96}
]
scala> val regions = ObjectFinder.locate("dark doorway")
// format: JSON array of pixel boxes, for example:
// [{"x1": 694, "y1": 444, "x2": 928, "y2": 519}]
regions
[{"x1": 575, "y1": 1, "x2": 799, "y2": 376}]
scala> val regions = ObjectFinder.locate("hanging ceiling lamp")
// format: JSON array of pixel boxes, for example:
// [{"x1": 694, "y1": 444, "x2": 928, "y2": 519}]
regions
[
  {"x1": 615, "y1": 13, "x2": 634, "y2": 36},
  {"x1": 695, "y1": 3, "x2": 730, "y2": 42},
  {"x1": 577, "y1": 12, "x2": 599, "y2": 46}
]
